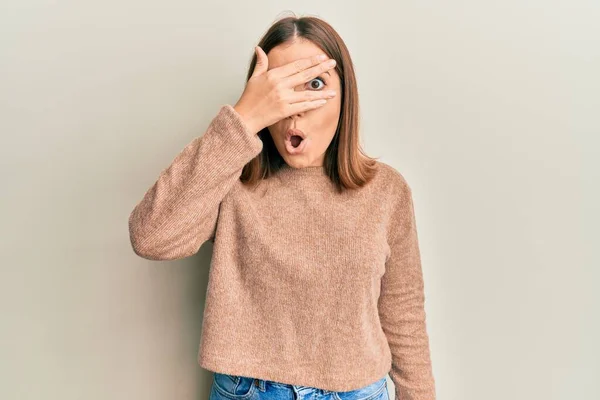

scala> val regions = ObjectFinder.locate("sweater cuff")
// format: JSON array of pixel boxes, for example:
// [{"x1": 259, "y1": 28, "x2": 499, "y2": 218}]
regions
[{"x1": 216, "y1": 104, "x2": 264, "y2": 156}]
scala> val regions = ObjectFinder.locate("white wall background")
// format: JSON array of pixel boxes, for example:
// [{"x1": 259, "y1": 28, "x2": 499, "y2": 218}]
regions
[{"x1": 1, "y1": 1, "x2": 598, "y2": 399}]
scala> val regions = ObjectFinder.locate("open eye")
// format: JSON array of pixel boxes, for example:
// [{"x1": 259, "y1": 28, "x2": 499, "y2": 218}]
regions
[{"x1": 306, "y1": 77, "x2": 325, "y2": 90}]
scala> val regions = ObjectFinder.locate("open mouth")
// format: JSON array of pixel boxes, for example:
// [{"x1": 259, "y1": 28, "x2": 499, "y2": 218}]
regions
[{"x1": 285, "y1": 128, "x2": 306, "y2": 148}]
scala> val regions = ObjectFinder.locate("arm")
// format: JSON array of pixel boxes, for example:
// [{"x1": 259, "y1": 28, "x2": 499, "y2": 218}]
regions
[
  {"x1": 128, "y1": 104, "x2": 263, "y2": 260},
  {"x1": 378, "y1": 181, "x2": 436, "y2": 400}
]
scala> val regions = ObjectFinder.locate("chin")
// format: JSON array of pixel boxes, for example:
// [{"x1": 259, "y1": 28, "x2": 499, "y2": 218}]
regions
[{"x1": 283, "y1": 157, "x2": 306, "y2": 166}]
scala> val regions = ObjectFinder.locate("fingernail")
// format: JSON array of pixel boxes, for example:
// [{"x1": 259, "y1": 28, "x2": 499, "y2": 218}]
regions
[
  {"x1": 326, "y1": 90, "x2": 336, "y2": 96},
  {"x1": 327, "y1": 59, "x2": 336, "y2": 67},
  {"x1": 318, "y1": 54, "x2": 328, "y2": 61}
]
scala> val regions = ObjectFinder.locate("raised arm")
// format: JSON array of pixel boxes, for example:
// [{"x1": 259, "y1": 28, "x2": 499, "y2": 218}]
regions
[
  {"x1": 378, "y1": 180, "x2": 436, "y2": 400},
  {"x1": 128, "y1": 104, "x2": 263, "y2": 260},
  {"x1": 128, "y1": 47, "x2": 340, "y2": 261}
]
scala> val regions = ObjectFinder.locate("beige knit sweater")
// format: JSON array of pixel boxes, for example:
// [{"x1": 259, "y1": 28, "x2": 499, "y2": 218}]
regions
[{"x1": 128, "y1": 104, "x2": 436, "y2": 400}]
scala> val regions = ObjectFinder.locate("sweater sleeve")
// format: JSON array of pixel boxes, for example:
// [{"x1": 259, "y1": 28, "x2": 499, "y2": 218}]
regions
[
  {"x1": 378, "y1": 180, "x2": 436, "y2": 400},
  {"x1": 128, "y1": 104, "x2": 263, "y2": 261}
]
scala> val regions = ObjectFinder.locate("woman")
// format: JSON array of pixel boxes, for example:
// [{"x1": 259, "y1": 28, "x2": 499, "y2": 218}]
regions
[{"x1": 128, "y1": 16, "x2": 436, "y2": 400}]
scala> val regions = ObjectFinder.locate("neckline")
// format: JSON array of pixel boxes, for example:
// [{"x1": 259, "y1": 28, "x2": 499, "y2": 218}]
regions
[{"x1": 279, "y1": 163, "x2": 328, "y2": 176}]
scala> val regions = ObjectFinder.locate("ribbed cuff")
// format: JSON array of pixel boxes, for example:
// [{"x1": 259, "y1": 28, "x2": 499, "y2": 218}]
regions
[{"x1": 213, "y1": 104, "x2": 264, "y2": 157}]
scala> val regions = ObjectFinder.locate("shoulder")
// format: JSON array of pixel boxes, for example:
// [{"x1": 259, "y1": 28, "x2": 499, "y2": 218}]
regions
[
  {"x1": 374, "y1": 162, "x2": 418, "y2": 244},
  {"x1": 373, "y1": 160, "x2": 413, "y2": 195},
  {"x1": 372, "y1": 161, "x2": 416, "y2": 230}
]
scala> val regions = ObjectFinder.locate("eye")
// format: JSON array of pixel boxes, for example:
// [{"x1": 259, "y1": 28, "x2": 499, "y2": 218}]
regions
[{"x1": 306, "y1": 77, "x2": 325, "y2": 90}]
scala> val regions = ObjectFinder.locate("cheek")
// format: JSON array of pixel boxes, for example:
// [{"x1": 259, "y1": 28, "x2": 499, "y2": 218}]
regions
[
  {"x1": 317, "y1": 95, "x2": 341, "y2": 128},
  {"x1": 309, "y1": 101, "x2": 339, "y2": 147},
  {"x1": 267, "y1": 120, "x2": 286, "y2": 137}
]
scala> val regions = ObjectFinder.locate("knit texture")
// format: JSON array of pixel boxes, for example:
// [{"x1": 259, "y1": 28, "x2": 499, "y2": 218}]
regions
[{"x1": 128, "y1": 104, "x2": 436, "y2": 400}]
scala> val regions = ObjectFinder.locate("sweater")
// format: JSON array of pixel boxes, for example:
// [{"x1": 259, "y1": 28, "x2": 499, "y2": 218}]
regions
[{"x1": 128, "y1": 104, "x2": 436, "y2": 400}]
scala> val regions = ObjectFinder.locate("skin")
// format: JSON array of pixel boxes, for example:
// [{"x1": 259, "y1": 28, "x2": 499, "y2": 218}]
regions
[{"x1": 266, "y1": 38, "x2": 342, "y2": 168}]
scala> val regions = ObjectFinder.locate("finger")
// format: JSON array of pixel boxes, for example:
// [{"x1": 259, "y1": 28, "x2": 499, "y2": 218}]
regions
[
  {"x1": 268, "y1": 53, "x2": 329, "y2": 80},
  {"x1": 285, "y1": 99, "x2": 328, "y2": 115},
  {"x1": 287, "y1": 89, "x2": 336, "y2": 104},
  {"x1": 281, "y1": 59, "x2": 336, "y2": 89},
  {"x1": 251, "y1": 46, "x2": 268, "y2": 77}
]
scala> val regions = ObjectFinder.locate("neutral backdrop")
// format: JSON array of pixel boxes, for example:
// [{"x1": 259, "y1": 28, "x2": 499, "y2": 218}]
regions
[{"x1": 1, "y1": 1, "x2": 598, "y2": 400}]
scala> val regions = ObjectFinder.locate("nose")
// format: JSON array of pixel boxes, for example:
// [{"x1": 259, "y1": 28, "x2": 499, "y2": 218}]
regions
[{"x1": 287, "y1": 112, "x2": 304, "y2": 121}]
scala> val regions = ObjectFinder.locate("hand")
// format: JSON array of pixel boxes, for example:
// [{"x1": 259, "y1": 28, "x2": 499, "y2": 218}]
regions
[{"x1": 233, "y1": 46, "x2": 337, "y2": 135}]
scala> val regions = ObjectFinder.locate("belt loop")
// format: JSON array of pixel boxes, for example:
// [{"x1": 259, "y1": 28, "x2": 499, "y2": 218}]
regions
[{"x1": 253, "y1": 378, "x2": 266, "y2": 391}]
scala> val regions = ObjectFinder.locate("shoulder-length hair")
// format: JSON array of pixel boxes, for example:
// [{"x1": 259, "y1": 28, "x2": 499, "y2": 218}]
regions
[{"x1": 240, "y1": 15, "x2": 379, "y2": 193}]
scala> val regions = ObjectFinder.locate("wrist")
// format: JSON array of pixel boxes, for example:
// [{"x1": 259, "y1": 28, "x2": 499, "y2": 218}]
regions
[{"x1": 233, "y1": 104, "x2": 260, "y2": 136}]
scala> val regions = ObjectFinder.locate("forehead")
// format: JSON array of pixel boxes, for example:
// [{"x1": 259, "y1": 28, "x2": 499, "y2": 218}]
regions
[{"x1": 267, "y1": 39, "x2": 325, "y2": 70}]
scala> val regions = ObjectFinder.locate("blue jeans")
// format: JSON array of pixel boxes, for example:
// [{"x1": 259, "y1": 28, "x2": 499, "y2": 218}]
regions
[{"x1": 209, "y1": 372, "x2": 390, "y2": 400}]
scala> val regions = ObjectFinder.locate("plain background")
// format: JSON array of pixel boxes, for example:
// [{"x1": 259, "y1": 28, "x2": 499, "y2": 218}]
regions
[{"x1": 1, "y1": 1, "x2": 598, "y2": 399}]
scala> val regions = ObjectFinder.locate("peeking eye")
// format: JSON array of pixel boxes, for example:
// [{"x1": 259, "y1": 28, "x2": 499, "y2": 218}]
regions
[{"x1": 306, "y1": 77, "x2": 325, "y2": 90}]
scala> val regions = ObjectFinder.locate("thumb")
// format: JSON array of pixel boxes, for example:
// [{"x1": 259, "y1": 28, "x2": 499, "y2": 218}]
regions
[{"x1": 251, "y1": 46, "x2": 268, "y2": 77}]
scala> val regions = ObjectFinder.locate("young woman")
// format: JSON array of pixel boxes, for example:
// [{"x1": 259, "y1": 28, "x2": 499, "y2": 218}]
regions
[{"x1": 129, "y1": 16, "x2": 436, "y2": 400}]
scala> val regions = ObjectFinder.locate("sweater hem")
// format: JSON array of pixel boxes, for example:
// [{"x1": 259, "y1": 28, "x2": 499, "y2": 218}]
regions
[{"x1": 198, "y1": 351, "x2": 391, "y2": 393}]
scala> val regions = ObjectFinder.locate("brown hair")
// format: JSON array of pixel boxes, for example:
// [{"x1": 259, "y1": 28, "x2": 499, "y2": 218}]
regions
[{"x1": 240, "y1": 15, "x2": 379, "y2": 193}]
